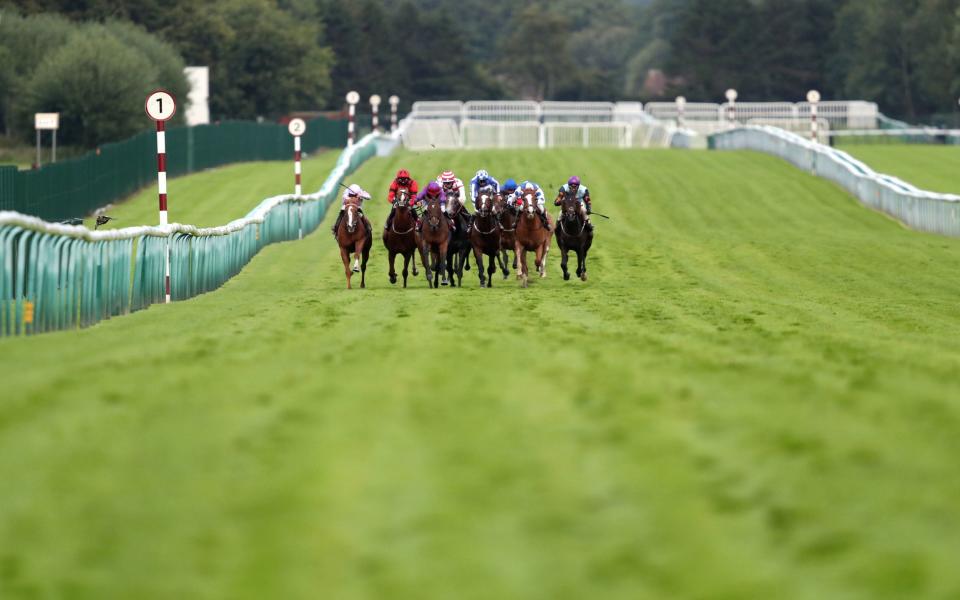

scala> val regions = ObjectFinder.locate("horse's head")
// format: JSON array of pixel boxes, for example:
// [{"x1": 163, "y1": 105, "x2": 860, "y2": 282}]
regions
[
  {"x1": 344, "y1": 201, "x2": 360, "y2": 233},
  {"x1": 561, "y1": 190, "x2": 580, "y2": 222},
  {"x1": 475, "y1": 192, "x2": 493, "y2": 217},
  {"x1": 395, "y1": 188, "x2": 411, "y2": 212},
  {"x1": 425, "y1": 196, "x2": 444, "y2": 230},
  {"x1": 522, "y1": 191, "x2": 537, "y2": 220}
]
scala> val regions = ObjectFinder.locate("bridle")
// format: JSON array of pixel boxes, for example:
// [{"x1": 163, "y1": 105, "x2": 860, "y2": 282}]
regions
[
  {"x1": 345, "y1": 203, "x2": 358, "y2": 233},
  {"x1": 498, "y1": 195, "x2": 519, "y2": 232},
  {"x1": 472, "y1": 194, "x2": 499, "y2": 235},
  {"x1": 391, "y1": 202, "x2": 416, "y2": 235},
  {"x1": 558, "y1": 193, "x2": 585, "y2": 235}
]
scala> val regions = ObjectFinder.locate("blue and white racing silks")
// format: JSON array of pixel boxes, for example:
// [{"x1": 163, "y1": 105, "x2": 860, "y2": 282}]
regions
[
  {"x1": 470, "y1": 174, "x2": 500, "y2": 200},
  {"x1": 513, "y1": 181, "x2": 546, "y2": 211}
]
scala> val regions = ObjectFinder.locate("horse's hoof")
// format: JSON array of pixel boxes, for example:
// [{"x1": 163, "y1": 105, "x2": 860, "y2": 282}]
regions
[
  {"x1": 563, "y1": 272, "x2": 570, "y2": 281},
  {"x1": 480, "y1": 281, "x2": 486, "y2": 288},
  {"x1": 389, "y1": 275, "x2": 397, "y2": 284},
  {"x1": 352, "y1": 267, "x2": 360, "y2": 273},
  {"x1": 581, "y1": 273, "x2": 588, "y2": 282},
  {"x1": 441, "y1": 279, "x2": 448, "y2": 286},
  {"x1": 464, "y1": 263, "x2": 470, "y2": 271}
]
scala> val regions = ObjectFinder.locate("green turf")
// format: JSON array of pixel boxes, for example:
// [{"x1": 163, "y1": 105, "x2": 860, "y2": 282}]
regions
[
  {"x1": 836, "y1": 143, "x2": 960, "y2": 195},
  {"x1": 2, "y1": 148, "x2": 960, "y2": 599},
  {"x1": 90, "y1": 152, "x2": 338, "y2": 229}
]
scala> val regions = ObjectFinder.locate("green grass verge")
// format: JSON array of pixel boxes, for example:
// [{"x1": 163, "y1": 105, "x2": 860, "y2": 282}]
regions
[
  {"x1": 89, "y1": 151, "x2": 338, "y2": 229},
  {"x1": 1, "y1": 148, "x2": 960, "y2": 599},
  {"x1": 836, "y1": 143, "x2": 960, "y2": 195}
]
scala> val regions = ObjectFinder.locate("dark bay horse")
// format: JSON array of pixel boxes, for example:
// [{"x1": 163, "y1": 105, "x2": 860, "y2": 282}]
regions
[
  {"x1": 382, "y1": 189, "x2": 419, "y2": 287},
  {"x1": 495, "y1": 194, "x2": 518, "y2": 280},
  {"x1": 336, "y1": 200, "x2": 371, "y2": 289},
  {"x1": 445, "y1": 196, "x2": 472, "y2": 287},
  {"x1": 468, "y1": 191, "x2": 501, "y2": 288},
  {"x1": 554, "y1": 189, "x2": 594, "y2": 282},
  {"x1": 419, "y1": 196, "x2": 451, "y2": 288},
  {"x1": 514, "y1": 192, "x2": 552, "y2": 288}
]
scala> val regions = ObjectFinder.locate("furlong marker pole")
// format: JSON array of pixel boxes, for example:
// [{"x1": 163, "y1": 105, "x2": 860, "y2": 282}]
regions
[
  {"x1": 346, "y1": 91, "x2": 360, "y2": 147},
  {"x1": 156, "y1": 120, "x2": 171, "y2": 303},
  {"x1": 146, "y1": 89, "x2": 177, "y2": 304},
  {"x1": 389, "y1": 95, "x2": 399, "y2": 132},
  {"x1": 370, "y1": 95, "x2": 381, "y2": 132},
  {"x1": 807, "y1": 90, "x2": 821, "y2": 144},
  {"x1": 288, "y1": 118, "x2": 307, "y2": 240}
]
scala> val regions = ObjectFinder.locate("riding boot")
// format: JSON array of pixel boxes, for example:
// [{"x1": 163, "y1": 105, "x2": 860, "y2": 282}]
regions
[
  {"x1": 539, "y1": 210, "x2": 551, "y2": 232},
  {"x1": 384, "y1": 206, "x2": 396, "y2": 231},
  {"x1": 331, "y1": 209, "x2": 344, "y2": 236}
]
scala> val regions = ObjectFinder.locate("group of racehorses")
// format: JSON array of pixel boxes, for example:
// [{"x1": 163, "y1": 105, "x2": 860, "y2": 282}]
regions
[{"x1": 334, "y1": 184, "x2": 594, "y2": 290}]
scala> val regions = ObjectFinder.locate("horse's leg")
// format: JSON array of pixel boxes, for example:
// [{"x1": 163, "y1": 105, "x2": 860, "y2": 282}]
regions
[
  {"x1": 457, "y1": 248, "x2": 467, "y2": 287},
  {"x1": 340, "y1": 246, "x2": 353, "y2": 289},
  {"x1": 388, "y1": 250, "x2": 397, "y2": 285},
  {"x1": 358, "y1": 241, "x2": 369, "y2": 289},
  {"x1": 411, "y1": 244, "x2": 419, "y2": 277},
  {"x1": 401, "y1": 252, "x2": 409, "y2": 288},
  {"x1": 516, "y1": 242, "x2": 528, "y2": 288},
  {"x1": 497, "y1": 248, "x2": 509, "y2": 279},
  {"x1": 446, "y1": 248, "x2": 456, "y2": 287},
  {"x1": 540, "y1": 236, "x2": 549, "y2": 278},
  {"x1": 421, "y1": 244, "x2": 432, "y2": 288},
  {"x1": 473, "y1": 245, "x2": 486, "y2": 287},
  {"x1": 486, "y1": 251, "x2": 497, "y2": 288},
  {"x1": 561, "y1": 243, "x2": 571, "y2": 281},
  {"x1": 440, "y1": 243, "x2": 449, "y2": 288},
  {"x1": 579, "y1": 246, "x2": 588, "y2": 282}
]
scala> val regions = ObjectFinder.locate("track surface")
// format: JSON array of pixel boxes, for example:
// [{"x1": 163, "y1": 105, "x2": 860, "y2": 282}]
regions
[
  {"x1": 837, "y1": 143, "x2": 960, "y2": 195},
  {"x1": 2, "y1": 149, "x2": 960, "y2": 599}
]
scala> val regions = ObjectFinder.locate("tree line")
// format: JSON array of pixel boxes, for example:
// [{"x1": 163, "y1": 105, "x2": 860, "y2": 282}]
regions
[{"x1": 2, "y1": 0, "x2": 958, "y2": 149}]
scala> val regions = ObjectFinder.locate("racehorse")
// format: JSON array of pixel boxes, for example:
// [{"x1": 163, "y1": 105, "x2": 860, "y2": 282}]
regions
[
  {"x1": 554, "y1": 188, "x2": 593, "y2": 282},
  {"x1": 494, "y1": 193, "x2": 518, "y2": 280},
  {"x1": 418, "y1": 195, "x2": 451, "y2": 288},
  {"x1": 468, "y1": 191, "x2": 502, "y2": 288},
  {"x1": 514, "y1": 191, "x2": 552, "y2": 288},
  {"x1": 445, "y1": 195, "x2": 472, "y2": 287},
  {"x1": 335, "y1": 199, "x2": 371, "y2": 289},
  {"x1": 382, "y1": 189, "x2": 419, "y2": 287}
]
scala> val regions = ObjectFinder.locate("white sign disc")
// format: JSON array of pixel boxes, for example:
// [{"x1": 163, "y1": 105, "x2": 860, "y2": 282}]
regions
[
  {"x1": 288, "y1": 118, "x2": 307, "y2": 136},
  {"x1": 675, "y1": 96, "x2": 687, "y2": 108},
  {"x1": 806, "y1": 90, "x2": 821, "y2": 104},
  {"x1": 389, "y1": 95, "x2": 400, "y2": 106},
  {"x1": 145, "y1": 90, "x2": 177, "y2": 121},
  {"x1": 369, "y1": 94, "x2": 382, "y2": 107},
  {"x1": 346, "y1": 91, "x2": 360, "y2": 105},
  {"x1": 725, "y1": 89, "x2": 738, "y2": 102}
]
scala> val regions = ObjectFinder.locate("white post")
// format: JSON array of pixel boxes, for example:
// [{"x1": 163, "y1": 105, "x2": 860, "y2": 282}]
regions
[
  {"x1": 346, "y1": 90, "x2": 360, "y2": 147},
  {"x1": 287, "y1": 118, "x2": 307, "y2": 240},
  {"x1": 389, "y1": 95, "x2": 399, "y2": 132},
  {"x1": 370, "y1": 94, "x2": 381, "y2": 132},
  {"x1": 145, "y1": 90, "x2": 177, "y2": 303},
  {"x1": 807, "y1": 90, "x2": 821, "y2": 144},
  {"x1": 725, "y1": 89, "x2": 738, "y2": 128},
  {"x1": 676, "y1": 96, "x2": 687, "y2": 128}
]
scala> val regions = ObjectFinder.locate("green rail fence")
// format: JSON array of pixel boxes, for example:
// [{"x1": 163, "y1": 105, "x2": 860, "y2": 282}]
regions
[
  {"x1": 0, "y1": 117, "x2": 347, "y2": 222},
  {"x1": 0, "y1": 133, "x2": 379, "y2": 336}
]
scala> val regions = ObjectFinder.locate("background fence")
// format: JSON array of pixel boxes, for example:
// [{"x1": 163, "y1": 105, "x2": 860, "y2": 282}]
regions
[
  {"x1": 710, "y1": 125, "x2": 960, "y2": 237},
  {"x1": 0, "y1": 133, "x2": 377, "y2": 337},
  {"x1": 0, "y1": 117, "x2": 348, "y2": 222}
]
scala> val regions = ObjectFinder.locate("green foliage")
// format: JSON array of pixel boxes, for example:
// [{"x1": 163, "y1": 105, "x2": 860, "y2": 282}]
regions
[{"x1": 20, "y1": 30, "x2": 157, "y2": 146}]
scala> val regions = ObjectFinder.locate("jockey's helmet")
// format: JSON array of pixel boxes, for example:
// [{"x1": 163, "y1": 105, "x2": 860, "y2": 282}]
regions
[
  {"x1": 426, "y1": 181, "x2": 442, "y2": 196},
  {"x1": 502, "y1": 179, "x2": 518, "y2": 193},
  {"x1": 568, "y1": 176, "x2": 581, "y2": 188}
]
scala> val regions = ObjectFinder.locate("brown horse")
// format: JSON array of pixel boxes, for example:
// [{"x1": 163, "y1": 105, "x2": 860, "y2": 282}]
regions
[
  {"x1": 554, "y1": 189, "x2": 593, "y2": 282},
  {"x1": 419, "y1": 195, "x2": 450, "y2": 288},
  {"x1": 445, "y1": 195, "x2": 472, "y2": 287},
  {"x1": 336, "y1": 200, "x2": 372, "y2": 289},
  {"x1": 382, "y1": 189, "x2": 419, "y2": 287},
  {"x1": 469, "y1": 191, "x2": 501, "y2": 288},
  {"x1": 494, "y1": 194, "x2": 519, "y2": 280},
  {"x1": 514, "y1": 191, "x2": 552, "y2": 288}
]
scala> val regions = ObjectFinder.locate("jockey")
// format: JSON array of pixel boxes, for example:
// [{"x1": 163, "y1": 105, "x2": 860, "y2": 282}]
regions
[
  {"x1": 384, "y1": 168, "x2": 419, "y2": 231},
  {"x1": 470, "y1": 169, "x2": 500, "y2": 202},
  {"x1": 513, "y1": 181, "x2": 551, "y2": 231},
  {"x1": 416, "y1": 181, "x2": 455, "y2": 231},
  {"x1": 436, "y1": 170, "x2": 467, "y2": 215},
  {"x1": 331, "y1": 183, "x2": 372, "y2": 236},
  {"x1": 555, "y1": 175, "x2": 593, "y2": 230}
]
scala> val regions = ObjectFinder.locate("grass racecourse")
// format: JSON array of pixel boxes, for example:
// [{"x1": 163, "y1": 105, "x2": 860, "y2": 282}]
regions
[
  {"x1": 2, "y1": 147, "x2": 960, "y2": 599},
  {"x1": 837, "y1": 142, "x2": 960, "y2": 195}
]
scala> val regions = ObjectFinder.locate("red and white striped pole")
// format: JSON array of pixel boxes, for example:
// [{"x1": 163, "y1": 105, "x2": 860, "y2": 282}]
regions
[
  {"x1": 807, "y1": 90, "x2": 821, "y2": 143},
  {"x1": 145, "y1": 90, "x2": 177, "y2": 303},
  {"x1": 346, "y1": 90, "x2": 359, "y2": 147},
  {"x1": 288, "y1": 118, "x2": 307, "y2": 239},
  {"x1": 389, "y1": 95, "x2": 400, "y2": 132},
  {"x1": 370, "y1": 94, "x2": 381, "y2": 132}
]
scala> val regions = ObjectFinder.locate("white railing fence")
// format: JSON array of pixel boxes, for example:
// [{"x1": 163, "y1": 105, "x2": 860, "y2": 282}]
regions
[{"x1": 710, "y1": 126, "x2": 960, "y2": 237}]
